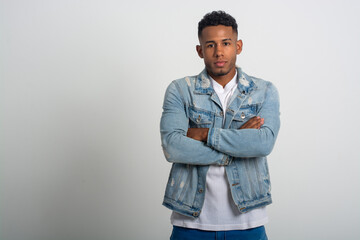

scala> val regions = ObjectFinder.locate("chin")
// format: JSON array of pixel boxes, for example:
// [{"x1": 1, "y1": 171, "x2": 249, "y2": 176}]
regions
[
  {"x1": 214, "y1": 72, "x2": 227, "y2": 77},
  {"x1": 213, "y1": 69, "x2": 230, "y2": 77}
]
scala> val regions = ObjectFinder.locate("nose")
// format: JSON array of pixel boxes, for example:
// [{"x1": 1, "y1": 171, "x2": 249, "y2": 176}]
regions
[{"x1": 214, "y1": 44, "x2": 224, "y2": 57}]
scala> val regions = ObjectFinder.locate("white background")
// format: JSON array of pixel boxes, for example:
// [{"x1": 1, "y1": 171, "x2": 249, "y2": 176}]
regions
[{"x1": 1, "y1": 0, "x2": 360, "y2": 239}]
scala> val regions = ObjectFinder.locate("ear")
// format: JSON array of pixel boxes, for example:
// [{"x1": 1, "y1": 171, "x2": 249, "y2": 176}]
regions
[
  {"x1": 196, "y1": 45, "x2": 204, "y2": 58},
  {"x1": 236, "y1": 40, "x2": 243, "y2": 55}
]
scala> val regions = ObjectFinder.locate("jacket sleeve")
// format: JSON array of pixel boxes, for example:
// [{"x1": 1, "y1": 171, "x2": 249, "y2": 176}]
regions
[
  {"x1": 160, "y1": 81, "x2": 231, "y2": 165},
  {"x1": 206, "y1": 82, "x2": 280, "y2": 158}
]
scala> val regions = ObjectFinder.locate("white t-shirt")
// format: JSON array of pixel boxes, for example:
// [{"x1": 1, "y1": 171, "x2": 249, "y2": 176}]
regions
[{"x1": 171, "y1": 71, "x2": 268, "y2": 231}]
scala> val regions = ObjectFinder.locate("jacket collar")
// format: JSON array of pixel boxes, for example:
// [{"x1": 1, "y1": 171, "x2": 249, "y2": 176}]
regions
[{"x1": 194, "y1": 66, "x2": 256, "y2": 95}]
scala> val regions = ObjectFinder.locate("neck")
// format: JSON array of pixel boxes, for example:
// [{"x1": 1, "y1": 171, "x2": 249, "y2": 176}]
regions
[{"x1": 208, "y1": 68, "x2": 236, "y2": 88}]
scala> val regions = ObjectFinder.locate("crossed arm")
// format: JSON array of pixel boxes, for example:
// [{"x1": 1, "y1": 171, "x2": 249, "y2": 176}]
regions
[
  {"x1": 160, "y1": 81, "x2": 280, "y2": 165},
  {"x1": 187, "y1": 116, "x2": 264, "y2": 141}
]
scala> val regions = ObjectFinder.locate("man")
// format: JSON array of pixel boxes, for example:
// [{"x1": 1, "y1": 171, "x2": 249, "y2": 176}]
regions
[{"x1": 160, "y1": 11, "x2": 280, "y2": 240}]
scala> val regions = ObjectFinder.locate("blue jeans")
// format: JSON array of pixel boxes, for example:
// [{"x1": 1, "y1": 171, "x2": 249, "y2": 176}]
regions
[{"x1": 170, "y1": 226, "x2": 268, "y2": 240}]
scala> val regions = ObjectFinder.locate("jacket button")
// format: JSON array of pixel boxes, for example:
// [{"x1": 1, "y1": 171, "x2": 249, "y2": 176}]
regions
[
  {"x1": 198, "y1": 188, "x2": 203, "y2": 193},
  {"x1": 196, "y1": 115, "x2": 201, "y2": 123},
  {"x1": 220, "y1": 111, "x2": 223, "y2": 116},
  {"x1": 193, "y1": 212, "x2": 199, "y2": 217},
  {"x1": 241, "y1": 112, "x2": 246, "y2": 119},
  {"x1": 224, "y1": 159, "x2": 229, "y2": 165}
]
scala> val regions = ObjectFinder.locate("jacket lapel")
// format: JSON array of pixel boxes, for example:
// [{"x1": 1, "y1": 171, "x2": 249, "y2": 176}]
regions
[{"x1": 194, "y1": 69, "x2": 222, "y2": 108}]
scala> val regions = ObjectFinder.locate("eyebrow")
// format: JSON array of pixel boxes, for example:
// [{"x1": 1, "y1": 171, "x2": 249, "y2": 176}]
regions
[{"x1": 205, "y1": 38, "x2": 232, "y2": 44}]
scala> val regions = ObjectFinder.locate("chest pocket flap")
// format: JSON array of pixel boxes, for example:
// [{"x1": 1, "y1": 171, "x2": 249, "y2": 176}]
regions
[
  {"x1": 231, "y1": 104, "x2": 258, "y2": 122},
  {"x1": 188, "y1": 107, "x2": 213, "y2": 125}
]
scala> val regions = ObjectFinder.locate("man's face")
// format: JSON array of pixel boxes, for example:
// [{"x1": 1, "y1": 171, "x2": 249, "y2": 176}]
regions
[{"x1": 196, "y1": 25, "x2": 242, "y2": 81}]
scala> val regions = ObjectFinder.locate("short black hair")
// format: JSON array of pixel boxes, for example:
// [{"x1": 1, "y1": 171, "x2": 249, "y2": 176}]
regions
[{"x1": 198, "y1": 10, "x2": 238, "y2": 37}]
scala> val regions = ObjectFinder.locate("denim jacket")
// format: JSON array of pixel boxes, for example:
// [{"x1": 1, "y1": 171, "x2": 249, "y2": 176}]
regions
[{"x1": 160, "y1": 67, "x2": 280, "y2": 218}]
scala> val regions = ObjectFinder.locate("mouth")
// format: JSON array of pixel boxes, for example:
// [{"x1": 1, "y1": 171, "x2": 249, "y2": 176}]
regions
[{"x1": 214, "y1": 61, "x2": 227, "y2": 67}]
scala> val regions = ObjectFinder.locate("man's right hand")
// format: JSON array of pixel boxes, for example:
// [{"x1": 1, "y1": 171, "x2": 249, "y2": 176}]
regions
[{"x1": 239, "y1": 116, "x2": 264, "y2": 129}]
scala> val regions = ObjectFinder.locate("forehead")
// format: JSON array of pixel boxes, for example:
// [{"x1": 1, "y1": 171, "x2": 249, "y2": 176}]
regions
[{"x1": 199, "y1": 25, "x2": 236, "y2": 42}]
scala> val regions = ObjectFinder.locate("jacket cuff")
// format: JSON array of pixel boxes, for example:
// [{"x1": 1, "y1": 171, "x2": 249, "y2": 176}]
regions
[
  {"x1": 207, "y1": 127, "x2": 219, "y2": 149},
  {"x1": 207, "y1": 128, "x2": 231, "y2": 166},
  {"x1": 220, "y1": 155, "x2": 231, "y2": 166}
]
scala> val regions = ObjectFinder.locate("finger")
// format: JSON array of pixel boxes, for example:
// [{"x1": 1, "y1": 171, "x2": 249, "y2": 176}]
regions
[
  {"x1": 241, "y1": 120, "x2": 259, "y2": 129},
  {"x1": 246, "y1": 118, "x2": 261, "y2": 128},
  {"x1": 239, "y1": 116, "x2": 262, "y2": 129},
  {"x1": 241, "y1": 122, "x2": 261, "y2": 129},
  {"x1": 257, "y1": 118, "x2": 265, "y2": 129}
]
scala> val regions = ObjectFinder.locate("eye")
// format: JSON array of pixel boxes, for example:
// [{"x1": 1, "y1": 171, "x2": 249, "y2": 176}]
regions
[
  {"x1": 207, "y1": 44, "x2": 214, "y2": 48},
  {"x1": 224, "y1": 42, "x2": 231, "y2": 46}
]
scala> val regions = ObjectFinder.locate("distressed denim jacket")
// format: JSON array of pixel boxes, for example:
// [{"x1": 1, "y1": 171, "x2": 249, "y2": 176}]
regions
[{"x1": 160, "y1": 67, "x2": 280, "y2": 218}]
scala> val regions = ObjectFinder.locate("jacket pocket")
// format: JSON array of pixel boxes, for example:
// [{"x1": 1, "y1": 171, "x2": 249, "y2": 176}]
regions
[
  {"x1": 188, "y1": 106, "x2": 213, "y2": 128},
  {"x1": 230, "y1": 104, "x2": 258, "y2": 129}
]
